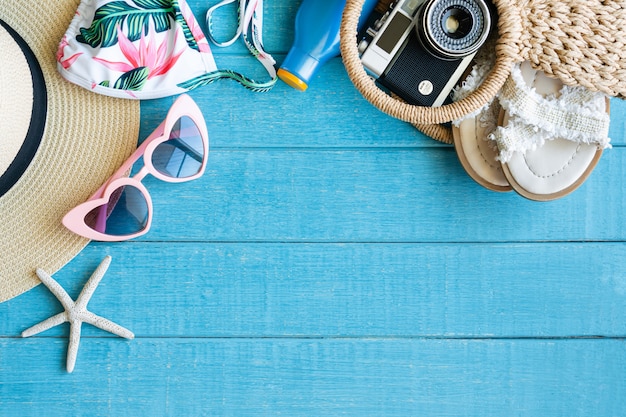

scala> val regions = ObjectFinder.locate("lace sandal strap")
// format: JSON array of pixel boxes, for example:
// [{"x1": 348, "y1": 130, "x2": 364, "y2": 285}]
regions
[
  {"x1": 498, "y1": 64, "x2": 611, "y2": 141},
  {"x1": 493, "y1": 64, "x2": 611, "y2": 162}
]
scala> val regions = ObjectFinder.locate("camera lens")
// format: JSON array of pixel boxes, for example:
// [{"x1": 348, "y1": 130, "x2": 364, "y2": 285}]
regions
[
  {"x1": 441, "y1": 7, "x2": 473, "y2": 39},
  {"x1": 417, "y1": 0, "x2": 491, "y2": 59}
]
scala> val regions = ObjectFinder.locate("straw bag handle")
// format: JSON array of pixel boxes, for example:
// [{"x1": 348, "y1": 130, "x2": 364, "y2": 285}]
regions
[{"x1": 340, "y1": 0, "x2": 523, "y2": 141}]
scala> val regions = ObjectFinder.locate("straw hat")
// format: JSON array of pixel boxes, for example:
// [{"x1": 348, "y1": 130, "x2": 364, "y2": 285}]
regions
[{"x1": 0, "y1": 1, "x2": 140, "y2": 302}]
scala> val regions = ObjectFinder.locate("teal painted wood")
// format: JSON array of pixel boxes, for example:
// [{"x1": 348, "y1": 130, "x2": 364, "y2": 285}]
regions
[
  {"x1": 1, "y1": 339, "x2": 625, "y2": 416},
  {"x1": 101, "y1": 148, "x2": 626, "y2": 242},
  {"x1": 1, "y1": 0, "x2": 625, "y2": 415},
  {"x1": 139, "y1": 61, "x2": 626, "y2": 149},
  {"x1": 2, "y1": 242, "x2": 626, "y2": 338}
]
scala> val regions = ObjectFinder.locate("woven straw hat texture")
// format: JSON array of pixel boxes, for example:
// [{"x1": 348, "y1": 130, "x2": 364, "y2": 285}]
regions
[{"x1": 0, "y1": 1, "x2": 140, "y2": 302}]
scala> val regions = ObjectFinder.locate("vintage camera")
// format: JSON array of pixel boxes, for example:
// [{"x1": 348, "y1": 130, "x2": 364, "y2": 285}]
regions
[{"x1": 359, "y1": 0, "x2": 493, "y2": 107}]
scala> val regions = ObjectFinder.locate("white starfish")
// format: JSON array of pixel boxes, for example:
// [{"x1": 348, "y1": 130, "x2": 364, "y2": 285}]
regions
[{"x1": 22, "y1": 256, "x2": 134, "y2": 373}]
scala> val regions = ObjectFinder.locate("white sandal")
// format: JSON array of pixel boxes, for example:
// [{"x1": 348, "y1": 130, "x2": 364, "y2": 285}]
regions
[
  {"x1": 492, "y1": 62, "x2": 611, "y2": 201},
  {"x1": 452, "y1": 56, "x2": 512, "y2": 192}
]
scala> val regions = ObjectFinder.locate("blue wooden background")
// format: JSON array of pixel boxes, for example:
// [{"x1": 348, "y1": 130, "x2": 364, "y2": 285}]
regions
[{"x1": 1, "y1": 1, "x2": 625, "y2": 415}]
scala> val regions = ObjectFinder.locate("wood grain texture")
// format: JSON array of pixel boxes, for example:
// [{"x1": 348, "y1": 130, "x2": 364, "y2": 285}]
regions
[
  {"x1": 1, "y1": 339, "x2": 625, "y2": 416},
  {"x1": 117, "y1": 147, "x2": 626, "y2": 242},
  {"x1": 140, "y1": 62, "x2": 626, "y2": 149},
  {"x1": 1, "y1": 0, "x2": 625, "y2": 415},
  {"x1": 2, "y1": 242, "x2": 626, "y2": 338}
]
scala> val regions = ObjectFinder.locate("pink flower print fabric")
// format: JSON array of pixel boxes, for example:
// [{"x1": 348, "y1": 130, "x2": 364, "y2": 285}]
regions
[{"x1": 58, "y1": 0, "x2": 217, "y2": 99}]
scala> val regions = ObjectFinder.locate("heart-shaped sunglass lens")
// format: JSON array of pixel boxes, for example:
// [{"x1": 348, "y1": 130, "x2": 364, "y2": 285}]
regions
[
  {"x1": 153, "y1": 116, "x2": 204, "y2": 179},
  {"x1": 84, "y1": 185, "x2": 148, "y2": 237}
]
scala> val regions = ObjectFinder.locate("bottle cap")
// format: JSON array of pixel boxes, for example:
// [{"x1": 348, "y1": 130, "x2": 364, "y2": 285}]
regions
[
  {"x1": 278, "y1": 47, "x2": 322, "y2": 91},
  {"x1": 277, "y1": 68, "x2": 308, "y2": 91}
]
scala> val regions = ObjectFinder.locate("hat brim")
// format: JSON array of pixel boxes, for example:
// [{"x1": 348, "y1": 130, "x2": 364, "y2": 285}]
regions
[{"x1": 0, "y1": 1, "x2": 140, "y2": 302}]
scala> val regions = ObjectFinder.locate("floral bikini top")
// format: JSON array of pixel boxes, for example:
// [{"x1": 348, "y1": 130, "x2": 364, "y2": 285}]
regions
[{"x1": 58, "y1": 0, "x2": 275, "y2": 99}]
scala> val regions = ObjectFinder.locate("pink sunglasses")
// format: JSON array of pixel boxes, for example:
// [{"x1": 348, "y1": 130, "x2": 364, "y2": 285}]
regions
[{"x1": 63, "y1": 94, "x2": 209, "y2": 241}]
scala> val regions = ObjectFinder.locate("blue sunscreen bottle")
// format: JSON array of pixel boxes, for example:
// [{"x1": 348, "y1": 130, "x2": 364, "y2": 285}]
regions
[{"x1": 278, "y1": 0, "x2": 379, "y2": 91}]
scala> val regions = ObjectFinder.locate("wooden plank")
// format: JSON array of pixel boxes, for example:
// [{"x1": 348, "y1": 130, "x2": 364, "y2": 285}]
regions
[
  {"x1": 139, "y1": 59, "x2": 626, "y2": 149},
  {"x1": 3, "y1": 242, "x2": 624, "y2": 338},
  {"x1": 1, "y1": 338, "x2": 624, "y2": 416},
  {"x1": 101, "y1": 147, "x2": 626, "y2": 242},
  {"x1": 139, "y1": 59, "x2": 433, "y2": 149}
]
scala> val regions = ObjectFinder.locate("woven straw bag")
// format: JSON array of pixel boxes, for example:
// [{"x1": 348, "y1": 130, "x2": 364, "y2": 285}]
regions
[{"x1": 340, "y1": 0, "x2": 626, "y2": 143}]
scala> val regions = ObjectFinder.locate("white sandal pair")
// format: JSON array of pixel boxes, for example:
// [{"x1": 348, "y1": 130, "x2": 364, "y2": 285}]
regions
[{"x1": 453, "y1": 61, "x2": 611, "y2": 201}]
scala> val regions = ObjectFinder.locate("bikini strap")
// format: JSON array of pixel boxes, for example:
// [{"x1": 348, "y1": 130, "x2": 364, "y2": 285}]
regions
[{"x1": 190, "y1": 0, "x2": 277, "y2": 92}]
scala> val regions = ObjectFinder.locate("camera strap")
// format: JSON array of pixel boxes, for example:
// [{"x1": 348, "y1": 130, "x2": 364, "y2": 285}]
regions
[{"x1": 205, "y1": 0, "x2": 278, "y2": 92}]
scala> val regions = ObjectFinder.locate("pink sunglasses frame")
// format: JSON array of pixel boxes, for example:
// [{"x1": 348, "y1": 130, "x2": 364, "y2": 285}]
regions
[{"x1": 62, "y1": 94, "x2": 209, "y2": 241}]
